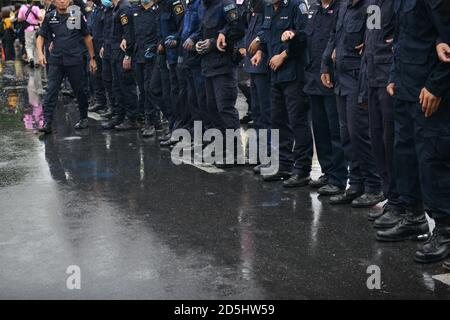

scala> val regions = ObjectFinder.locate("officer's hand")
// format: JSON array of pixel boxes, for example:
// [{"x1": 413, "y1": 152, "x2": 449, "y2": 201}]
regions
[
  {"x1": 281, "y1": 30, "x2": 295, "y2": 42},
  {"x1": 251, "y1": 50, "x2": 263, "y2": 66},
  {"x1": 436, "y1": 42, "x2": 450, "y2": 63},
  {"x1": 120, "y1": 39, "x2": 127, "y2": 52},
  {"x1": 248, "y1": 38, "x2": 260, "y2": 55},
  {"x1": 420, "y1": 87, "x2": 442, "y2": 118},
  {"x1": 386, "y1": 83, "x2": 395, "y2": 97},
  {"x1": 355, "y1": 43, "x2": 364, "y2": 55},
  {"x1": 166, "y1": 40, "x2": 178, "y2": 48},
  {"x1": 37, "y1": 53, "x2": 47, "y2": 67},
  {"x1": 157, "y1": 44, "x2": 165, "y2": 55},
  {"x1": 331, "y1": 48, "x2": 336, "y2": 64},
  {"x1": 239, "y1": 48, "x2": 246, "y2": 57},
  {"x1": 195, "y1": 39, "x2": 211, "y2": 55},
  {"x1": 89, "y1": 58, "x2": 97, "y2": 74},
  {"x1": 99, "y1": 47, "x2": 104, "y2": 59},
  {"x1": 269, "y1": 52, "x2": 286, "y2": 71},
  {"x1": 123, "y1": 57, "x2": 132, "y2": 71},
  {"x1": 49, "y1": 42, "x2": 54, "y2": 53},
  {"x1": 217, "y1": 33, "x2": 227, "y2": 52},
  {"x1": 183, "y1": 38, "x2": 194, "y2": 51},
  {"x1": 320, "y1": 73, "x2": 333, "y2": 89}
]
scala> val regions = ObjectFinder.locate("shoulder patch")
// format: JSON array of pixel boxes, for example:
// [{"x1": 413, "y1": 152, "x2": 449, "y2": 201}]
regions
[
  {"x1": 224, "y1": 3, "x2": 237, "y2": 12},
  {"x1": 299, "y1": 2, "x2": 308, "y2": 15},
  {"x1": 172, "y1": 0, "x2": 184, "y2": 15},
  {"x1": 120, "y1": 15, "x2": 129, "y2": 25}
]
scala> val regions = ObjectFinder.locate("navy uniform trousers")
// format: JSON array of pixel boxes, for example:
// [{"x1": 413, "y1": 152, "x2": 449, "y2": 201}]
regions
[
  {"x1": 43, "y1": 63, "x2": 89, "y2": 123},
  {"x1": 394, "y1": 98, "x2": 450, "y2": 219},
  {"x1": 111, "y1": 57, "x2": 138, "y2": 121},
  {"x1": 271, "y1": 80, "x2": 313, "y2": 175}
]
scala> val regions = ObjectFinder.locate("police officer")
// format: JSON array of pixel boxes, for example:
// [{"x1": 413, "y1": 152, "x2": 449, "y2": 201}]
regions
[
  {"x1": 377, "y1": 0, "x2": 450, "y2": 265},
  {"x1": 358, "y1": 0, "x2": 401, "y2": 224},
  {"x1": 303, "y1": 0, "x2": 347, "y2": 195},
  {"x1": 239, "y1": 0, "x2": 272, "y2": 174},
  {"x1": 132, "y1": 0, "x2": 161, "y2": 137},
  {"x1": 102, "y1": 0, "x2": 138, "y2": 130},
  {"x1": 179, "y1": 0, "x2": 209, "y2": 132},
  {"x1": 194, "y1": 0, "x2": 245, "y2": 164},
  {"x1": 36, "y1": 0, "x2": 97, "y2": 134},
  {"x1": 157, "y1": 0, "x2": 185, "y2": 146},
  {"x1": 248, "y1": 0, "x2": 313, "y2": 184},
  {"x1": 321, "y1": 0, "x2": 383, "y2": 207},
  {"x1": 87, "y1": 0, "x2": 109, "y2": 113},
  {"x1": 98, "y1": 0, "x2": 116, "y2": 119}
]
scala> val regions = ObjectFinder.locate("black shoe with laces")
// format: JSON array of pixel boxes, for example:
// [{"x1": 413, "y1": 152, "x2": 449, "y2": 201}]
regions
[
  {"x1": 262, "y1": 171, "x2": 291, "y2": 182},
  {"x1": 317, "y1": 184, "x2": 345, "y2": 196},
  {"x1": 376, "y1": 211, "x2": 430, "y2": 242},
  {"x1": 283, "y1": 174, "x2": 311, "y2": 188},
  {"x1": 373, "y1": 205, "x2": 405, "y2": 229},
  {"x1": 329, "y1": 188, "x2": 362, "y2": 205},
  {"x1": 74, "y1": 118, "x2": 89, "y2": 130},
  {"x1": 351, "y1": 192, "x2": 385, "y2": 208},
  {"x1": 114, "y1": 119, "x2": 138, "y2": 131},
  {"x1": 414, "y1": 222, "x2": 450, "y2": 263},
  {"x1": 309, "y1": 174, "x2": 329, "y2": 188}
]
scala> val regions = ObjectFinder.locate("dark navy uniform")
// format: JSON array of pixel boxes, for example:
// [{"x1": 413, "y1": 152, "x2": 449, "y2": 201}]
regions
[
  {"x1": 158, "y1": 0, "x2": 185, "y2": 130},
  {"x1": 321, "y1": 0, "x2": 382, "y2": 196},
  {"x1": 111, "y1": 0, "x2": 138, "y2": 123},
  {"x1": 132, "y1": 2, "x2": 160, "y2": 126},
  {"x1": 240, "y1": 0, "x2": 271, "y2": 143},
  {"x1": 99, "y1": 4, "x2": 116, "y2": 113},
  {"x1": 38, "y1": 7, "x2": 90, "y2": 124},
  {"x1": 198, "y1": 0, "x2": 245, "y2": 132},
  {"x1": 389, "y1": 0, "x2": 450, "y2": 219},
  {"x1": 179, "y1": 0, "x2": 209, "y2": 129},
  {"x1": 89, "y1": 2, "x2": 108, "y2": 108},
  {"x1": 305, "y1": 0, "x2": 347, "y2": 189},
  {"x1": 358, "y1": 0, "x2": 401, "y2": 213},
  {"x1": 259, "y1": 0, "x2": 313, "y2": 177}
]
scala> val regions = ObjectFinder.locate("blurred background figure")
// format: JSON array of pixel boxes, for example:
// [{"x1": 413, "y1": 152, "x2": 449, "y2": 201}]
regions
[
  {"x1": 17, "y1": 0, "x2": 42, "y2": 67},
  {"x1": 1, "y1": 6, "x2": 16, "y2": 62}
]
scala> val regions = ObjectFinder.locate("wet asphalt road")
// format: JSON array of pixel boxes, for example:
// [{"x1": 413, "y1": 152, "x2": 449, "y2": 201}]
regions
[{"x1": 1, "y1": 61, "x2": 450, "y2": 300}]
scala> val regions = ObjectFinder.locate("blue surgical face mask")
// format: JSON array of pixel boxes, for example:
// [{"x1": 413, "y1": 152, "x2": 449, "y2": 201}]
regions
[
  {"x1": 101, "y1": 0, "x2": 112, "y2": 7},
  {"x1": 141, "y1": 0, "x2": 151, "y2": 4}
]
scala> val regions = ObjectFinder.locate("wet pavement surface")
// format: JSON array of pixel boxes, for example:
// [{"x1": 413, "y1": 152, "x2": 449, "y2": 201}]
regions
[{"x1": 1, "y1": 61, "x2": 450, "y2": 300}]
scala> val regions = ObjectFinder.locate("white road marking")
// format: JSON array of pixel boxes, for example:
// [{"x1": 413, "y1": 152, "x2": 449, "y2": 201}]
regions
[{"x1": 432, "y1": 273, "x2": 450, "y2": 286}]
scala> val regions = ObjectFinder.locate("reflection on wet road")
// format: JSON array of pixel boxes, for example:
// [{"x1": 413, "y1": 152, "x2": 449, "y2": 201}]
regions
[{"x1": 1, "y1": 63, "x2": 450, "y2": 299}]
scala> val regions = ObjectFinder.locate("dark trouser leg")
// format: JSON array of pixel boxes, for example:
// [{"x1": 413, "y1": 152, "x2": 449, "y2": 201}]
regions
[
  {"x1": 369, "y1": 87, "x2": 400, "y2": 205},
  {"x1": 115, "y1": 59, "x2": 138, "y2": 121},
  {"x1": 176, "y1": 63, "x2": 191, "y2": 129},
  {"x1": 271, "y1": 82, "x2": 293, "y2": 172},
  {"x1": 393, "y1": 99, "x2": 422, "y2": 212},
  {"x1": 157, "y1": 57, "x2": 173, "y2": 128},
  {"x1": 204, "y1": 76, "x2": 223, "y2": 130},
  {"x1": 191, "y1": 66, "x2": 209, "y2": 128},
  {"x1": 185, "y1": 66, "x2": 200, "y2": 127},
  {"x1": 211, "y1": 70, "x2": 240, "y2": 130},
  {"x1": 311, "y1": 94, "x2": 347, "y2": 189},
  {"x1": 111, "y1": 59, "x2": 125, "y2": 120},
  {"x1": 336, "y1": 95, "x2": 363, "y2": 192},
  {"x1": 251, "y1": 73, "x2": 271, "y2": 131},
  {"x1": 284, "y1": 81, "x2": 313, "y2": 175},
  {"x1": 65, "y1": 64, "x2": 89, "y2": 119},
  {"x1": 347, "y1": 93, "x2": 381, "y2": 193},
  {"x1": 93, "y1": 54, "x2": 107, "y2": 107},
  {"x1": 102, "y1": 57, "x2": 115, "y2": 110},
  {"x1": 415, "y1": 98, "x2": 450, "y2": 220},
  {"x1": 143, "y1": 61, "x2": 159, "y2": 125},
  {"x1": 134, "y1": 62, "x2": 146, "y2": 117},
  {"x1": 168, "y1": 63, "x2": 181, "y2": 129},
  {"x1": 42, "y1": 64, "x2": 65, "y2": 123}
]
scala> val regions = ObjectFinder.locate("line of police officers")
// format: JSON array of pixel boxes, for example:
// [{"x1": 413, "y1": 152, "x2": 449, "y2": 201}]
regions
[{"x1": 34, "y1": 0, "x2": 450, "y2": 268}]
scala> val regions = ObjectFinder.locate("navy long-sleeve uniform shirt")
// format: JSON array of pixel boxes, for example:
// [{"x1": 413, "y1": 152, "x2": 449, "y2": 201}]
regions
[
  {"x1": 132, "y1": 3, "x2": 160, "y2": 64},
  {"x1": 111, "y1": 0, "x2": 134, "y2": 60}
]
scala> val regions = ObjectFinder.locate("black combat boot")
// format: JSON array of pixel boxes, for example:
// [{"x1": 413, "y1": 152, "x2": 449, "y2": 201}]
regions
[
  {"x1": 373, "y1": 205, "x2": 405, "y2": 228},
  {"x1": 368, "y1": 203, "x2": 391, "y2": 221},
  {"x1": 262, "y1": 171, "x2": 291, "y2": 182},
  {"x1": 74, "y1": 118, "x2": 89, "y2": 130},
  {"x1": 376, "y1": 210, "x2": 430, "y2": 242},
  {"x1": 443, "y1": 258, "x2": 450, "y2": 271},
  {"x1": 414, "y1": 219, "x2": 450, "y2": 264},
  {"x1": 114, "y1": 118, "x2": 138, "y2": 131},
  {"x1": 351, "y1": 192, "x2": 385, "y2": 208},
  {"x1": 101, "y1": 117, "x2": 122, "y2": 130},
  {"x1": 88, "y1": 103, "x2": 106, "y2": 113},
  {"x1": 317, "y1": 184, "x2": 345, "y2": 196},
  {"x1": 38, "y1": 122, "x2": 53, "y2": 134},
  {"x1": 329, "y1": 188, "x2": 363, "y2": 205},
  {"x1": 283, "y1": 173, "x2": 311, "y2": 188},
  {"x1": 309, "y1": 174, "x2": 329, "y2": 188}
]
